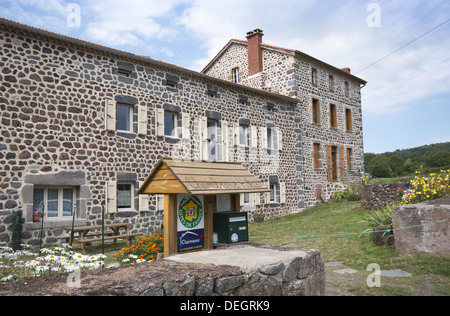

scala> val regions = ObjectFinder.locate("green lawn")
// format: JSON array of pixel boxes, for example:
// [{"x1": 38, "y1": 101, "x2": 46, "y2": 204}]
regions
[{"x1": 248, "y1": 201, "x2": 450, "y2": 296}]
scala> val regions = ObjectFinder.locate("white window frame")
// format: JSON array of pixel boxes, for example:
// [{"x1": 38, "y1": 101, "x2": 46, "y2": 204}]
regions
[
  {"x1": 232, "y1": 67, "x2": 240, "y2": 83},
  {"x1": 239, "y1": 125, "x2": 250, "y2": 147},
  {"x1": 269, "y1": 183, "x2": 277, "y2": 203},
  {"x1": 116, "y1": 182, "x2": 135, "y2": 213},
  {"x1": 33, "y1": 187, "x2": 76, "y2": 221}
]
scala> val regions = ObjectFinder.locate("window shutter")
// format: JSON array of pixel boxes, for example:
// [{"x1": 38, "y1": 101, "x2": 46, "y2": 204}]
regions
[
  {"x1": 251, "y1": 126, "x2": 257, "y2": 148},
  {"x1": 182, "y1": 113, "x2": 190, "y2": 140},
  {"x1": 105, "y1": 99, "x2": 116, "y2": 131},
  {"x1": 156, "y1": 195, "x2": 164, "y2": 211},
  {"x1": 138, "y1": 181, "x2": 149, "y2": 212},
  {"x1": 261, "y1": 127, "x2": 268, "y2": 149},
  {"x1": 105, "y1": 181, "x2": 117, "y2": 214},
  {"x1": 240, "y1": 194, "x2": 244, "y2": 207},
  {"x1": 254, "y1": 193, "x2": 261, "y2": 206},
  {"x1": 265, "y1": 182, "x2": 270, "y2": 204},
  {"x1": 138, "y1": 105, "x2": 148, "y2": 135},
  {"x1": 234, "y1": 123, "x2": 240, "y2": 147},
  {"x1": 221, "y1": 121, "x2": 229, "y2": 162},
  {"x1": 280, "y1": 183, "x2": 286, "y2": 204},
  {"x1": 201, "y1": 117, "x2": 208, "y2": 161},
  {"x1": 326, "y1": 145, "x2": 333, "y2": 181},
  {"x1": 339, "y1": 146, "x2": 345, "y2": 182},
  {"x1": 277, "y1": 129, "x2": 283, "y2": 151},
  {"x1": 155, "y1": 109, "x2": 165, "y2": 137}
]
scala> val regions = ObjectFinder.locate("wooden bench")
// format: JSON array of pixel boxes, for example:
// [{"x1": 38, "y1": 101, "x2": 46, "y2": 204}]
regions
[{"x1": 62, "y1": 223, "x2": 138, "y2": 252}]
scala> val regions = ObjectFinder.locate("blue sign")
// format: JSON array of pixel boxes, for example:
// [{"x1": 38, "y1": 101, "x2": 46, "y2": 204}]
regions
[{"x1": 177, "y1": 228, "x2": 204, "y2": 253}]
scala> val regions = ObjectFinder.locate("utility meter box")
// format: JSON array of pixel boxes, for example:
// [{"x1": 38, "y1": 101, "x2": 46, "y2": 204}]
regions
[{"x1": 213, "y1": 212, "x2": 249, "y2": 244}]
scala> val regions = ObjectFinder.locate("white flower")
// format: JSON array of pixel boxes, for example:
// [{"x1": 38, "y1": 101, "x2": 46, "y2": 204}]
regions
[
  {"x1": 1, "y1": 274, "x2": 15, "y2": 282},
  {"x1": 35, "y1": 265, "x2": 49, "y2": 274},
  {"x1": 135, "y1": 259, "x2": 146, "y2": 263},
  {"x1": 122, "y1": 259, "x2": 130, "y2": 263}
]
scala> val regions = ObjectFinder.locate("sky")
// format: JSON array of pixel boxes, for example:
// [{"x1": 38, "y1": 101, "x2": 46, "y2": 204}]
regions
[{"x1": 0, "y1": 0, "x2": 449, "y2": 154}]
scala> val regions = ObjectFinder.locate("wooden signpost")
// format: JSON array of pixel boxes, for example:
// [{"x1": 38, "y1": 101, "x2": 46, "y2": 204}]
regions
[{"x1": 138, "y1": 158, "x2": 270, "y2": 257}]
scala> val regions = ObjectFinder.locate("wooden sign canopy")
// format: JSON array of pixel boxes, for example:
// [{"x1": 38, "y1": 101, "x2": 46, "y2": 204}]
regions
[{"x1": 138, "y1": 158, "x2": 270, "y2": 196}]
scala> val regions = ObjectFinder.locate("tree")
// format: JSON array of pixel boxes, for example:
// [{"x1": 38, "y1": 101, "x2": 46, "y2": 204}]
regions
[
  {"x1": 366, "y1": 154, "x2": 393, "y2": 178},
  {"x1": 427, "y1": 150, "x2": 450, "y2": 167},
  {"x1": 389, "y1": 155, "x2": 405, "y2": 176}
]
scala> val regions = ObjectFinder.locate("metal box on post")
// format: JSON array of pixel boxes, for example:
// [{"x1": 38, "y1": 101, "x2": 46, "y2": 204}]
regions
[{"x1": 213, "y1": 212, "x2": 249, "y2": 244}]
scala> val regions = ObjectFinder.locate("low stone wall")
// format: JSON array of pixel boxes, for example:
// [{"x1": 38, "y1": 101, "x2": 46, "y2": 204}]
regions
[
  {"x1": 392, "y1": 203, "x2": 450, "y2": 253},
  {"x1": 361, "y1": 182, "x2": 412, "y2": 210},
  {"x1": 0, "y1": 245, "x2": 326, "y2": 296}
]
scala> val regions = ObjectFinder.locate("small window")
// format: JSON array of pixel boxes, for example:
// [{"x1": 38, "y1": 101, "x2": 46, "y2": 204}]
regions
[
  {"x1": 345, "y1": 108, "x2": 353, "y2": 131},
  {"x1": 116, "y1": 104, "x2": 133, "y2": 132},
  {"x1": 207, "y1": 91, "x2": 217, "y2": 98},
  {"x1": 166, "y1": 81, "x2": 177, "y2": 88},
  {"x1": 164, "y1": 112, "x2": 178, "y2": 137},
  {"x1": 267, "y1": 128, "x2": 274, "y2": 149},
  {"x1": 117, "y1": 183, "x2": 134, "y2": 211},
  {"x1": 118, "y1": 69, "x2": 131, "y2": 78},
  {"x1": 243, "y1": 193, "x2": 250, "y2": 204},
  {"x1": 330, "y1": 104, "x2": 337, "y2": 128},
  {"x1": 329, "y1": 75, "x2": 335, "y2": 92},
  {"x1": 232, "y1": 67, "x2": 240, "y2": 84},
  {"x1": 33, "y1": 187, "x2": 75, "y2": 221},
  {"x1": 314, "y1": 143, "x2": 320, "y2": 169},
  {"x1": 311, "y1": 68, "x2": 318, "y2": 86},
  {"x1": 312, "y1": 98, "x2": 321, "y2": 124},
  {"x1": 345, "y1": 81, "x2": 350, "y2": 98},
  {"x1": 239, "y1": 125, "x2": 250, "y2": 147}
]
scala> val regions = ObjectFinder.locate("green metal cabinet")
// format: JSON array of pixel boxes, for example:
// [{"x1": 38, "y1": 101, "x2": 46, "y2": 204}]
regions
[{"x1": 213, "y1": 212, "x2": 249, "y2": 244}]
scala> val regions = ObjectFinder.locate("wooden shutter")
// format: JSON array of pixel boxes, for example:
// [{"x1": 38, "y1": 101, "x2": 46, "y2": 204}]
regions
[
  {"x1": 105, "y1": 99, "x2": 116, "y2": 131},
  {"x1": 105, "y1": 181, "x2": 117, "y2": 214},
  {"x1": 234, "y1": 123, "x2": 240, "y2": 147},
  {"x1": 138, "y1": 105, "x2": 148, "y2": 135},
  {"x1": 277, "y1": 129, "x2": 283, "y2": 151},
  {"x1": 314, "y1": 143, "x2": 320, "y2": 169},
  {"x1": 251, "y1": 126, "x2": 257, "y2": 148},
  {"x1": 280, "y1": 183, "x2": 286, "y2": 204},
  {"x1": 254, "y1": 193, "x2": 261, "y2": 206},
  {"x1": 339, "y1": 146, "x2": 345, "y2": 182},
  {"x1": 138, "y1": 181, "x2": 149, "y2": 212},
  {"x1": 155, "y1": 109, "x2": 165, "y2": 137},
  {"x1": 261, "y1": 127, "x2": 268, "y2": 149},
  {"x1": 221, "y1": 121, "x2": 229, "y2": 162},
  {"x1": 182, "y1": 113, "x2": 190, "y2": 140},
  {"x1": 326, "y1": 145, "x2": 333, "y2": 181},
  {"x1": 201, "y1": 117, "x2": 208, "y2": 161}
]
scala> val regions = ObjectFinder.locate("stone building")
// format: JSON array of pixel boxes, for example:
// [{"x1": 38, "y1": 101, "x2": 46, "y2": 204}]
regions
[{"x1": 0, "y1": 19, "x2": 366, "y2": 247}]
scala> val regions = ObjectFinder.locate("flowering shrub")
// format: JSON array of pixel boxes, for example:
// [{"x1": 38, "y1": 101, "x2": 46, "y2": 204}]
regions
[
  {"x1": 114, "y1": 233, "x2": 163, "y2": 265},
  {"x1": 404, "y1": 169, "x2": 450, "y2": 204},
  {"x1": 0, "y1": 244, "x2": 109, "y2": 284}
]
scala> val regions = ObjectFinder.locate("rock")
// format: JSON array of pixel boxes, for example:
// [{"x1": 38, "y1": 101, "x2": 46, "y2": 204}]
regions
[{"x1": 260, "y1": 262, "x2": 284, "y2": 275}]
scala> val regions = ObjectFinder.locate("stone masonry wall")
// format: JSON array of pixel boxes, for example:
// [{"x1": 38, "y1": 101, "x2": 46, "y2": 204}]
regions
[
  {"x1": 0, "y1": 21, "x2": 302, "y2": 247},
  {"x1": 361, "y1": 182, "x2": 413, "y2": 210}
]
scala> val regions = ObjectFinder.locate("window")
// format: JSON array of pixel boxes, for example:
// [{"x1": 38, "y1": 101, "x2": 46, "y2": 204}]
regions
[
  {"x1": 269, "y1": 183, "x2": 277, "y2": 203},
  {"x1": 329, "y1": 75, "x2": 335, "y2": 92},
  {"x1": 344, "y1": 81, "x2": 350, "y2": 98},
  {"x1": 347, "y1": 148, "x2": 353, "y2": 171},
  {"x1": 314, "y1": 143, "x2": 320, "y2": 169},
  {"x1": 267, "y1": 128, "x2": 274, "y2": 149},
  {"x1": 118, "y1": 69, "x2": 131, "y2": 78},
  {"x1": 311, "y1": 68, "x2": 318, "y2": 86},
  {"x1": 239, "y1": 125, "x2": 250, "y2": 147},
  {"x1": 243, "y1": 193, "x2": 250, "y2": 204},
  {"x1": 330, "y1": 104, "x2": 337, "y2": 128},
  {"x1": 207, "y1": 119, "x2": 218, "y2": 161},
  {"x1": 312, "y1": 98, "x2": 321, "y2": 124},
  {"x1": 164, "y1": 112, "x2": 178, "y2": 137},
  {"x1": 117, "y1": 183, "x2": 134, "y2": 211},
  {"x1": 116, "y1": 104, "x2": 133, "y2": 132},
  {"x1": 345, "y1": 108, "x2": 353, "y2": 131},
  {"x1": 232, "y1": 67, "x2": 240, "y2": 83},
  {"x1": 33, "y1": 187, "x2": 75, "y2": 221}
]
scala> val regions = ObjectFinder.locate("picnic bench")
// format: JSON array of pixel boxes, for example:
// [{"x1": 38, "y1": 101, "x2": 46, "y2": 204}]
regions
[{"x1": 59, "y1": 223, "x2": 140, "y2": 251}]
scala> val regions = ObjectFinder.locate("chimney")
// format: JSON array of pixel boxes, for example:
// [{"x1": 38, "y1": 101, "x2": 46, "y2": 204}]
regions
[
  {"x1": 341, "y1": 67, "x2": 351, "y2": 74},
  {"x1": 246, "y1": 29, "x2": 264, "y2": 76}
]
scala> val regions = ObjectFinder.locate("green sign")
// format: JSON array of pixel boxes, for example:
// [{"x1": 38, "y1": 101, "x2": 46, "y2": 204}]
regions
[{"x1": 178, "y1": 195, "x2": 203, "y2": 229}]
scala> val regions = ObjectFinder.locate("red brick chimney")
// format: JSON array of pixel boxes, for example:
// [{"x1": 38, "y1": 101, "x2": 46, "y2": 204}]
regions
[
  {"x1": 341, "y1": 67, "x2": 351, "y2": 74},
  {"x1": 246, "y1": 29, "x2": 264, "y2": 76}
]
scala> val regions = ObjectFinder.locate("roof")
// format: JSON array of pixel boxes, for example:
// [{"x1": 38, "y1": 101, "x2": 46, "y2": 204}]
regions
[
  {"x1": 138, "y1": 158, "x2": 270, "y2": 195},
  {"x1": 202, "y1": 39, "x2": 367, "y2": 85},
  {"x1": 0, "y1": 17, "x2": 299, "y2": 104}
]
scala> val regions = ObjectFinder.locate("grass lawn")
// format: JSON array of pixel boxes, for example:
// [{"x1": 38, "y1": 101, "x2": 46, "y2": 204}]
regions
[{"x1": 248, "y1": 201, "x2": 450, "y2": 296}]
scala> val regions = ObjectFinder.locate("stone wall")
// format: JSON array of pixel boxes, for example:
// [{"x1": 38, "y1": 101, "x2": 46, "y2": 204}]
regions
[
  {"x1": 0, "y1": 247, "x2": 326, "y2": 296},
  {"x1": 361, "y1": 182, "x2": 413, "y2": 210},
  {"x1": 392, "y1": 203, "x2": 450, "y2": 253}
]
